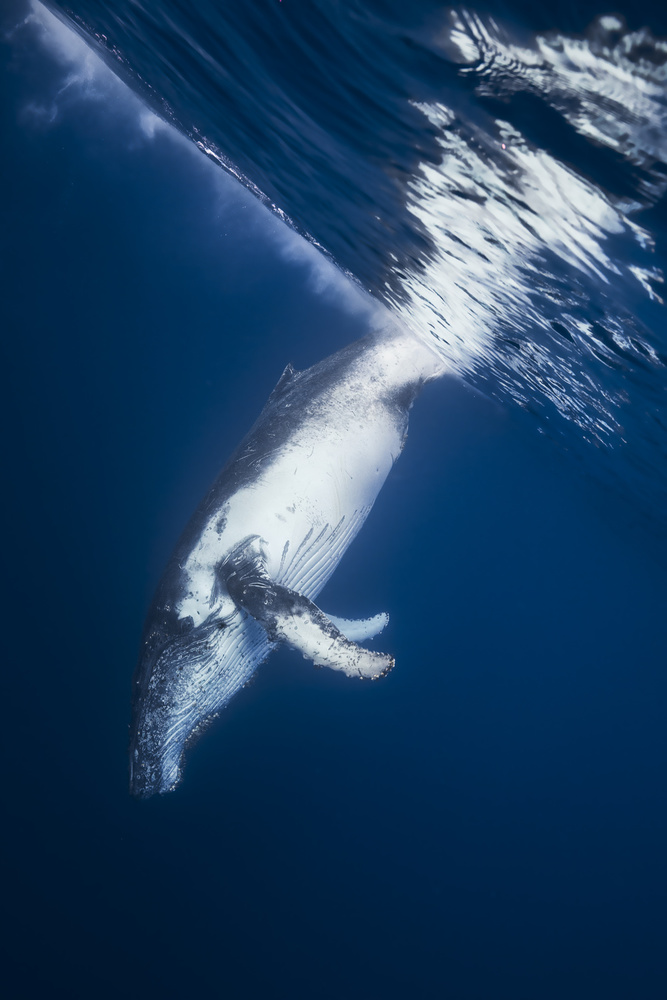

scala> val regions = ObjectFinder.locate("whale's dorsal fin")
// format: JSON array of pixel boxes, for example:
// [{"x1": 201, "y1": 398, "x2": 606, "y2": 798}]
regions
[
  {"x1": 268, "y1": 363, "x2": 300, "y2": 402},
  {"x1": 220, "y1": 538, "x2": 393, "y2": 680}
]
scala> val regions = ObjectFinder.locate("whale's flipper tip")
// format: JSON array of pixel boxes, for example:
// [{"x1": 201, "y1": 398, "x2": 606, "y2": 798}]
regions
[
  {"x1": 292, "y1": 617, "x2": 394, "y2": 677},
  {"x1": 280, "y1": 608, "x2": 394, "y2": 679},
  {"x1": 325, "y1": 611, "x2": 389, "y2": 642},
  {"x1": 368, "y1": 654, "x2": 395, "y2": 681}
]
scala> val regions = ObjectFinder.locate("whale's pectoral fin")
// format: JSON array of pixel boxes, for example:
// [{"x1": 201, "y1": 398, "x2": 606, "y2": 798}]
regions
[
  {"x1": 324, "y1": 612, "x2": 389, "y2": 642},
  {"x1": 221, "y1": 540, "x2": 393, "y2": 680},
  {"x1": 265, "y1": 596, "x2": 393, "y2": 679}
]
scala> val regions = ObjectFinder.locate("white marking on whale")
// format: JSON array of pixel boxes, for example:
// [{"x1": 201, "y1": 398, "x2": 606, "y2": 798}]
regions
[
  {"x1": 130, "y1": 327, "x2": 444, "y2": 797},
  {"x1": 327, "y1": 612, "x2": 389, "y2": 642}
]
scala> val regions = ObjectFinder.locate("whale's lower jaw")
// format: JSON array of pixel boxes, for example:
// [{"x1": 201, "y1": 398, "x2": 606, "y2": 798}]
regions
[
  {"x1": 130, "y1": 734, "x2": 183, "y2": 799},
  {"x1": 130, "y1": 713, "x2": 213, "y2": 798},
  {"x1": 129, "y1": 600, "x2": 393, "y2": 797},
  {"x1": 129, "y1": 613, "x2": 272, "y2": 798}
]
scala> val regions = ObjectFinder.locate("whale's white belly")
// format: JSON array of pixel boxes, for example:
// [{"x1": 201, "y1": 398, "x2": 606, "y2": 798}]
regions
[{"x1": 177, "y1": 404, "x2": 402, "y2": 625}]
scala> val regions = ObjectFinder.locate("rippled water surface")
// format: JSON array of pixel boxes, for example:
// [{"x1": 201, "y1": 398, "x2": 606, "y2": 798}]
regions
[{"x1": 43, "y1": 0, "x2": 667, "y2": 519}]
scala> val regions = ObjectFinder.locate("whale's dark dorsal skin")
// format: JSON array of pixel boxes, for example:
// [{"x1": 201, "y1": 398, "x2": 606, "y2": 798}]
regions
[{"x1": 130, "y1": 329, "x2": 443, "y2": 797}]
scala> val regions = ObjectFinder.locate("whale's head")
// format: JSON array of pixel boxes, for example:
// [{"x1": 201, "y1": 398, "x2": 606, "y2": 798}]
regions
[{"x1": 129, "y1": 607, "x2": 272, "y2": 798}]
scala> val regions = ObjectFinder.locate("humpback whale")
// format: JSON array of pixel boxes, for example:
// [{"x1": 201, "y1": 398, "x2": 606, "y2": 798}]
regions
[{"x1": 130, "y1": 327, "x2": 443, "y2": 797}]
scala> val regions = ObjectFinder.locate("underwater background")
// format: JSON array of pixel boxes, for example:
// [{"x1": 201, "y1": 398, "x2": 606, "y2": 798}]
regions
[{"x1": 2, "y1": 0, "x2": 666, "y2": 996}]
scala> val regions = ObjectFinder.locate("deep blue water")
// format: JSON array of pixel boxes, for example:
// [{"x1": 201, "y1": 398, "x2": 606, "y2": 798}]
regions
[{"x1": 2, "y1": 1, "x2": 667, "y2": 997}]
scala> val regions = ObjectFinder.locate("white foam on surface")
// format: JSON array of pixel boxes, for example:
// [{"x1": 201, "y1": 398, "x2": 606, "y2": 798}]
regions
[{"x1": 384, "y1": 11, "x2": 667, "y2": 442}]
